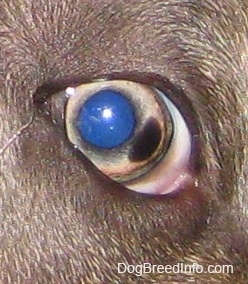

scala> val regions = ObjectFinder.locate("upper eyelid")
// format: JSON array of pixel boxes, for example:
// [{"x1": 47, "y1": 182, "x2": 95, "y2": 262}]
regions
[
  {"x1": 34, "y1": 71, "x2": 188, "y2": 104},
  {"x1": 34, "y1": 72, "x2": 200, "y2": 134}
]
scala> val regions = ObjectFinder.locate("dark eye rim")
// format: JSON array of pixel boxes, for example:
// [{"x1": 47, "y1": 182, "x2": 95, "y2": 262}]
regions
[{"x1": 34, "y1": 71, "x2": 201, "y2": 174}]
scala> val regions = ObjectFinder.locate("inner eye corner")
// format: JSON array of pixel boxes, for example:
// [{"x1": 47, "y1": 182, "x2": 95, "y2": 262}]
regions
[{"x1": 32, "y1": 85, "x2": 47, "y2": 106}]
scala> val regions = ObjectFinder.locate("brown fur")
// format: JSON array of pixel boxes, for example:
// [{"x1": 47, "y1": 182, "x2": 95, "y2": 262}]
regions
[{"x1": 0, "y1": 0, "x2": 247, "y2": 283}]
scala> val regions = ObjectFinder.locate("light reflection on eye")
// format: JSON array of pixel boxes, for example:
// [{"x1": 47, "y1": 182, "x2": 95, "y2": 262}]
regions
[{"x1": 52, "y1": 80, "x2": 193, "y2": 195}]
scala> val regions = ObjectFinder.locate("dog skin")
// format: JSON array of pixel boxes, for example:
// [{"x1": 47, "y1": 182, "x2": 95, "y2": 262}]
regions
[{"x1": 0, "y1": 0, "x2": 247, "y2": 283}]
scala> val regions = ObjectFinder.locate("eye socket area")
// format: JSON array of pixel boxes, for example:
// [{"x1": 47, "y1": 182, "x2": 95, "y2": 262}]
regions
[{"x1": 50, "y1": 79, "x2": 194, "y2": 195}]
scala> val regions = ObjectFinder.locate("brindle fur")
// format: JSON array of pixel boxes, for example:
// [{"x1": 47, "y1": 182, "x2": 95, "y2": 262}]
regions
[{"x1": 0, "y1": 0, "x2": 247, "y2": 283}]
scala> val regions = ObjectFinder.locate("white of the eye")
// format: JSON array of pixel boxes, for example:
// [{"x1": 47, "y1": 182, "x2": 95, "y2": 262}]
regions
[{"x1": 126, "y1": 89, "x2": 192, "y2": 195}]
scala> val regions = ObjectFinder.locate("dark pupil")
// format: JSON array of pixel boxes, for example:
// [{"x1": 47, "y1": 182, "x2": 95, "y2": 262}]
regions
[{"x1": 76, "y1": 89, "x2": 136, "y2": 149}]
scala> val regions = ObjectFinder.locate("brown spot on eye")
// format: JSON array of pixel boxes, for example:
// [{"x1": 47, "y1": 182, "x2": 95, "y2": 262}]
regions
[{"x1": 129, "y1": 117, "x2": 162, "y2": 162}]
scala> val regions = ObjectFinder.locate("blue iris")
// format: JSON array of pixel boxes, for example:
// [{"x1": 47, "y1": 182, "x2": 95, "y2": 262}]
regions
[{"x1": 77, "y1": 89, "x2": 136, "y2": 149}]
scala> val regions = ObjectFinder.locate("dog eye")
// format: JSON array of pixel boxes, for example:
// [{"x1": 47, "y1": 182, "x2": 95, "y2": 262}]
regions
[{"x1": 50, "y1": 79, "x2": 192, "y2": 195}]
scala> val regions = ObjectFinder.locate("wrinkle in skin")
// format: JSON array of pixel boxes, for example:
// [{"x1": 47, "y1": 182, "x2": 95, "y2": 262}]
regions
[
  {"x1": 0, "y1": 0, "x2": 247, "y2": 283},
  {"x1": 0, "y1": 115, "x2": 34, "y2": 157}
]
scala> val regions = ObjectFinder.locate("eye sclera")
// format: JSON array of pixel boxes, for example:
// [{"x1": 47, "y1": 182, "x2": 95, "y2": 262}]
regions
[
  {"x1": 65, "y1": 80, "x2": 173, "y2": 182},
  {"x1": 125, "y1": 90, "x2": 192, "y2": 195}
]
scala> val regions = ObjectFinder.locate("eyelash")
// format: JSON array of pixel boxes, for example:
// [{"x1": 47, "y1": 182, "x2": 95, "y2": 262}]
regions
[{"x1": 35, "y1": 73, "x2": 200, "y2": 196}]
